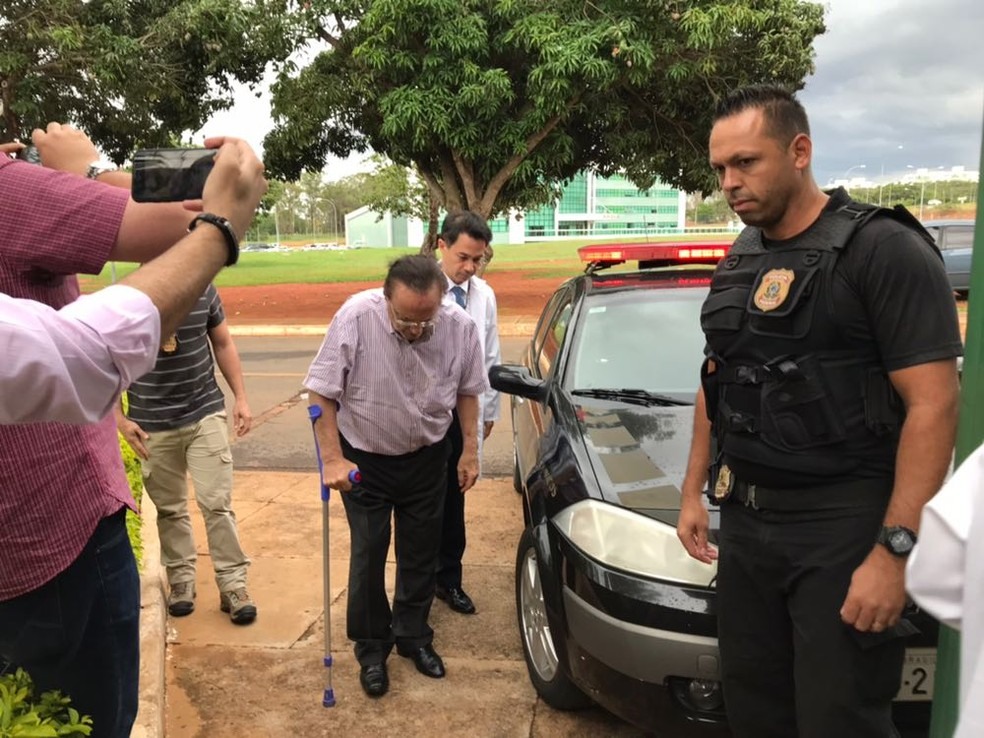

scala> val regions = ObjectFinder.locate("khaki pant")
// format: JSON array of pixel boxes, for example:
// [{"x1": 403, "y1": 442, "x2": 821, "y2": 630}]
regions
[{"x1": 142, "y1": 412, "x2": 250, "y2": 592}]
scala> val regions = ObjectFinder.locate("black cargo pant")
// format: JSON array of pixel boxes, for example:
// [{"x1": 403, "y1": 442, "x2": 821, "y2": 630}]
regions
[
  {"x1": 717, "y1": 480, "x2": 905, "y2": 738},
  {"x1": 437, "y1": 411, "x2": 466, "y2": 590},
  {"x1": 339, "y1": 436, "x2": 449, "y2": 667}
]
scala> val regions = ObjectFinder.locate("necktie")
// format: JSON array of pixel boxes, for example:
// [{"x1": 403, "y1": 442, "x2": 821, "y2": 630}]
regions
[{"x1": 451, "y1": 285, "x2": 467, "y2": 309}]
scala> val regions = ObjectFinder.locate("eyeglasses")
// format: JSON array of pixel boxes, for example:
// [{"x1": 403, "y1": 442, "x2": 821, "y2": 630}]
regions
[
  {"x1": 392, "y1": 316, "x2": 437, "y2": 331},
  {"x1": 388, "y1": 301, "x2": 438, "y2": 331}
]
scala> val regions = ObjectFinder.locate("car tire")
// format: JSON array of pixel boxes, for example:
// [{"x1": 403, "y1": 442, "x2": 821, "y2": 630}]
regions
[
  {"x1": 515, "y1": 527, "x2": 591, "y2": 711},
  {"x1": 513, "y1": 448, "x2": 523, "y2": 495}
]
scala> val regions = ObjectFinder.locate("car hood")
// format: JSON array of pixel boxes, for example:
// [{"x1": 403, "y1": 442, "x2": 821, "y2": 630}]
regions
[{"x1": 575, "y1": 397, "x2": 705, "y2": 529}]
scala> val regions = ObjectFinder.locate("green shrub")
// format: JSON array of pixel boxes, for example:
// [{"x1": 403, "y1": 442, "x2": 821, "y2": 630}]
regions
[{"x1": 0, "y1": 668, "x2": 92, "y2": 737}]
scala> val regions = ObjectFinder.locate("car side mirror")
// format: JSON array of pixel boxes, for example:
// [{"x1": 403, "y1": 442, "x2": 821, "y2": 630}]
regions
[{"x1": 490, "y1": 364, "x2": 548, "y2": 402}]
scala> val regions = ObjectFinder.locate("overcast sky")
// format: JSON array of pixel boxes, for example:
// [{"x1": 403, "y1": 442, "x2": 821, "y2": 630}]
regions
[{"x1": 199, "y1": 0, "x2": 984, "y2": 187}]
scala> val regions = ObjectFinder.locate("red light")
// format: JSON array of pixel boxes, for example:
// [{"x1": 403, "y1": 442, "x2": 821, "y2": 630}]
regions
[{"x1": 579, "y1": 241, "x2": 731, "y2": 266}]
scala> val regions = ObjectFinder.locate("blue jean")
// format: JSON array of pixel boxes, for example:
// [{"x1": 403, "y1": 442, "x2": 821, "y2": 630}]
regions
[{"x1": 0, "y1": 508, "x2": 140, "y2": 738}]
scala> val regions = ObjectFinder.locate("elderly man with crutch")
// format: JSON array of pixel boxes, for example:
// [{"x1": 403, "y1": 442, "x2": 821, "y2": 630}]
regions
[{"x1": 305, "y1": 254, "x2": 487, "y2": 698}]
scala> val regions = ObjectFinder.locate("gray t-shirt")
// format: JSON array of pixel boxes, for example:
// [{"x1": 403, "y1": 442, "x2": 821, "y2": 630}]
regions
[{"x1": 127, "y1": 284, "x2": 226, "y2": 432}]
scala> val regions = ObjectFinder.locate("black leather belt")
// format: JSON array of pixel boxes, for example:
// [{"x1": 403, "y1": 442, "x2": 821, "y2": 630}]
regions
[{"x1": 729, "y1": 477, "x2": 892, "y2": 511}]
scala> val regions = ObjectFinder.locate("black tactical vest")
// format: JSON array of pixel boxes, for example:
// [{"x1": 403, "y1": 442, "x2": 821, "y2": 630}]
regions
[{"x1": 700, "y1": 194, "x2": 940, "y2": 487}]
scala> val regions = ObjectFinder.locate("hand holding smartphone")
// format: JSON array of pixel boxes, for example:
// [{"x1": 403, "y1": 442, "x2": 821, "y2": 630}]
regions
[{"x1": 131, "y1": 147, "x2": 217, "y2": 203}]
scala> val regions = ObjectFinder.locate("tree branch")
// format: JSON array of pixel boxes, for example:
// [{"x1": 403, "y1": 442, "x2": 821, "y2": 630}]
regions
[
  {"x1": 452, "y1": 151, "x2": 479, "y2": 210},
  {"x1": 314, "y1": 24, "x2": 341, "y2": 49},
  {"x1": 479, "y1": 96, "x2": 581, "y2": 215},
  {"x1": 437, "y1": 151, "x2": 465, "y2": 211}
]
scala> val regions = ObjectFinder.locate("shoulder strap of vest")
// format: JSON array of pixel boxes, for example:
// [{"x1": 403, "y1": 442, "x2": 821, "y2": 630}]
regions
[
  {"x1": 844, "y1": 200, "x2": 943, "y2": 260},
  {"x1": 728, "y1": 196, "x2": 942, "y2": 260},
  {"x1": 729, "y1": 200, "x2": 867, "y2": 256}
]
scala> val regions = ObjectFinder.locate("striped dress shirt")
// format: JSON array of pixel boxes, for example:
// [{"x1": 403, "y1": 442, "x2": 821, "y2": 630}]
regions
[{"x1": 304, "y1": 288, "x2": 488, "y2": 456}]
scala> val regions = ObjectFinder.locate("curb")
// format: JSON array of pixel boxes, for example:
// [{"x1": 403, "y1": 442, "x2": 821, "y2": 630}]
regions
[
  {"x1": 228, "y1": 319, "x2": 537, "y2": 339},
  {"x1": 133, "y1": 498, "x2": 166, "y2": 738}
]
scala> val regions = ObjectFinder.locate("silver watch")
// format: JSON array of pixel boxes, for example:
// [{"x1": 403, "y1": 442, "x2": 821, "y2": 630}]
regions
[{"x1": 85, "y1": 159, "x2": 117, "y2": 179}]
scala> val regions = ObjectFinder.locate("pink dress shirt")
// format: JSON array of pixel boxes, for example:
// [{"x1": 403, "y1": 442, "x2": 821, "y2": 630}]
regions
[
  {"x1": 1, "y1": 285, "x2": 160, "y2": 424},
  {"x1": 0, "y1": 157, "x2": 134, "y2": 600},
  {"x1": 304, "y1": 288, "x2": 488, "y2": 455}
]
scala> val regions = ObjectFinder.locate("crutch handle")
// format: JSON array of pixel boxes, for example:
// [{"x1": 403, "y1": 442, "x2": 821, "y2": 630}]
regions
[{"x1": 308, "y1": 404, "x2": 361, "y2": 497}]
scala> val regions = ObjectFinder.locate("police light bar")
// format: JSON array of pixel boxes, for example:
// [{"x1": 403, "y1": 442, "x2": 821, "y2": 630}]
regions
[{"x1": 578, "y1": 242, "x2": 732, "y2": 268}]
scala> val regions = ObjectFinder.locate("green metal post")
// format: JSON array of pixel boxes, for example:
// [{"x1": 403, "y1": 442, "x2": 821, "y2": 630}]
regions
[{"x1": 928, "y1": 111, "x2": 984, "y2": 737}]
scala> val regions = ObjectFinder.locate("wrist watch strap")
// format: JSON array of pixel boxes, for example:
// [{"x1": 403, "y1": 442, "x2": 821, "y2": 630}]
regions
[
  {"x1": 188, "y1": 213, "x2": 240, "y2": 266},
  {"x1": 85, "y1": 159, "x2": 117, "y2": 179}
]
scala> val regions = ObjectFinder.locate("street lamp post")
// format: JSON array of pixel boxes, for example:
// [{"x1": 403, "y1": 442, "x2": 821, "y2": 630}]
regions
[
  {"x1": 323, "y1": 198, "x2": 339, "y2": 240},
  {"x1": 841, "y1": 164, "x2": 866, "y2": 193}
]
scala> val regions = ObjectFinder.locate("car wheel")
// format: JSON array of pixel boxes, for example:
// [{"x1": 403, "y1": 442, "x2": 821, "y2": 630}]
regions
[
  {"x1": 515, "y1": 527, "x2": 591, "y2": 710},
  {"x1": 513, "y1": 448, "x2": 523, "y2": 495}
]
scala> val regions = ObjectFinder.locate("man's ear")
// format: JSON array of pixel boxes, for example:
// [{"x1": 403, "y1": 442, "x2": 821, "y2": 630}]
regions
[{"x1": 790, "y1": 133, "x2": 812, "y2": 172}]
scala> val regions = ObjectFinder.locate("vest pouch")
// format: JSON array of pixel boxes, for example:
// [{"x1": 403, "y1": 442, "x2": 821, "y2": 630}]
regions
[
  {"x1": 758, "y1": 355, "x2": 846, "y2": 451},
  {"x1": 746, "y1": 267, "x2": 820, "y2": 340},
  {"x1": 700, "y1": 287, "x2": 749, "y2": 336},
  {"x1": 864, "y1": 366, "x2": 904, "y2": 437}
]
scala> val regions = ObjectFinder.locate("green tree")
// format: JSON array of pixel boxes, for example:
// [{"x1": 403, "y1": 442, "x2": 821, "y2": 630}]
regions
[
  {"x1": 0, "y1": 0, "x2": 295, "y2": 161},
  {"x1": 264, "y1": 0, "x2": 826, "y2": 247}
]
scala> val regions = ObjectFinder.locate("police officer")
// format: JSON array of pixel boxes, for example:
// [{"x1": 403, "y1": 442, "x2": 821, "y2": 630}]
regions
[{"x1": 677, "y1": 85, "x2": 962, "y2": 737}]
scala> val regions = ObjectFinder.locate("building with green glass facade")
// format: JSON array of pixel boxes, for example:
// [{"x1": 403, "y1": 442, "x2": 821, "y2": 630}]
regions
[
  {"x1": 502, "y1": 171, "x2": 685, "y2": 240},
  {"x1": 345, "y1": 171, "x2": 685, "y2": 247}
]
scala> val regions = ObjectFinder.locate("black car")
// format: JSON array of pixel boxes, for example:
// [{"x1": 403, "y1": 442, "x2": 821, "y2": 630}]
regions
[{"x1": 491, "y1": 242, "x2": 938, "y2": 735}]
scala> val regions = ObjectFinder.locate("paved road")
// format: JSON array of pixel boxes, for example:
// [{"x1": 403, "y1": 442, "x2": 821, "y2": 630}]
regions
[{"x1": 217, "y1": 335, "x2": 527, "y2": 476}]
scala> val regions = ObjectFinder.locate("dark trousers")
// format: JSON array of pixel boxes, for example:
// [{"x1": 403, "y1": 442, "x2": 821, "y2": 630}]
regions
[
  {"x1": 717, "y1": 488, "x2": 904, "y2": 738},
  {"x1": 437, "y1": 411, "x2": 466, "y2": 590},
  {"x1": 340, "y1": 436, "x2": 449, "y2": 667},
  {"x1": 0, "y1": 508, "x2": 140, "y2": 738}
]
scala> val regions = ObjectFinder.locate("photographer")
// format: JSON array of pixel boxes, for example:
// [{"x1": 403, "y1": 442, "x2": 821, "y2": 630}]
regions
[
  {"x1": 0, "y1": 138, "x2": 265, "y2": 425},
  {"x1": 0, "y1": 126, "x2": 266, "y2": 737}
]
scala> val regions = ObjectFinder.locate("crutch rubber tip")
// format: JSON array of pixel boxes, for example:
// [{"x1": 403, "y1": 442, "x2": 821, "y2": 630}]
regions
[{"x1": 323, "y1": 688, "x2": 336, "y2": 708}]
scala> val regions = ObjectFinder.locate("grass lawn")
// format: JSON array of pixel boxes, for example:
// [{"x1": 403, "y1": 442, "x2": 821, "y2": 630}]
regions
[{"x1": 79, "y1": 232, "x2": 737, "y2": 290}]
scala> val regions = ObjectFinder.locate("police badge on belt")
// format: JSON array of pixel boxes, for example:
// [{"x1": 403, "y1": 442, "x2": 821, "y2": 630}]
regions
[{"x1": 713, "y1": 464, "x2": 733, "y2": 502}]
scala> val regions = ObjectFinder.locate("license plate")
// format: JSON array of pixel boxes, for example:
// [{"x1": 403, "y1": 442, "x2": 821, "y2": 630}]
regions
[{"x1": 895, "y1": 648, "x2": 935, "y2": 702}]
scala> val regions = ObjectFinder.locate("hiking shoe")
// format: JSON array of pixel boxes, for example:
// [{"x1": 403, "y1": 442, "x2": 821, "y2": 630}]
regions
[
  {"x1": 220, "y1": 587, "x2": 257, "y2": 625},
  {"x1": 167, "y1": 581, "x2": 196, "y2": 617}
]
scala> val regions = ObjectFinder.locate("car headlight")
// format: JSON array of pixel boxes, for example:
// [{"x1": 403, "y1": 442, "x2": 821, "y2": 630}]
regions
[{"x1": 552, "y1": 499, "x2": 717, "y2": 587}]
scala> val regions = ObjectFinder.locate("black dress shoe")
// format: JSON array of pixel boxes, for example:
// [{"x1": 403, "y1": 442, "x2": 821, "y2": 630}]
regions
[
  {"x1": 397, "y1": 644, "x2": 446, "y2": 678},
  {"x1": 359, "y1": 663, "x2": 389, "y2": 697},
  {"x1": 436, "y1": 585, "x2": 476, "y2": 614}
]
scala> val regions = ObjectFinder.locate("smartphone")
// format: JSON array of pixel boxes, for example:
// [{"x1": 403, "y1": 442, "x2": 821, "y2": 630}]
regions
[{"x1": 131, "y1": 147, "x2": 216, "y2": 203}]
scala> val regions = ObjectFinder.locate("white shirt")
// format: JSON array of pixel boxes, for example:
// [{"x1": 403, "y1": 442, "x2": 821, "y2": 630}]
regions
[
  {"x1": 443, "y1": 273, "x2": 501, "y2": 425},
  {"x1": 1, "y1": 285, "x2": 161, "y2": 425},
  {"x1": 907, "y1": 444, "x2": 984, "y2": 737}
]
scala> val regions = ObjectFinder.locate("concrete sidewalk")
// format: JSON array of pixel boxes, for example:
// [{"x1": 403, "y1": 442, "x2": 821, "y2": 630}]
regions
[{"x1": 134, "y1": 471, "x2": 643, "y2": 738}]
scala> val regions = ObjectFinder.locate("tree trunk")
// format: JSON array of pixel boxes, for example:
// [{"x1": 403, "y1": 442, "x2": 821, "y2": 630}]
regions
[
  {"x1": 465, "y1": 197, "x2": 495, "y2": 275},
  {"x1": 419, "y1": 194, "x2": 440, "y2": 256}
]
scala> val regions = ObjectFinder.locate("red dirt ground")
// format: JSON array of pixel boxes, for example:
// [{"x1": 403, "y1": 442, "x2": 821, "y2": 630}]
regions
[{"x1": 216, "y1": 270, "x2": 564, "y2": 324}]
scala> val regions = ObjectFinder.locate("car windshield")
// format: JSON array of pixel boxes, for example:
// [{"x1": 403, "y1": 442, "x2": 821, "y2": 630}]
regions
[{"x1": 565, "y1": 288, "x2": 707, "y2": 400}]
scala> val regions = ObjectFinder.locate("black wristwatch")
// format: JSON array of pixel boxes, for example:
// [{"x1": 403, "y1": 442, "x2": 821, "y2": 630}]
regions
[
  {"x1": 188, "y1": 213, "x2": 239, "y2": 266},
  {"x1": 876, "y1": 525, "x2": 917, "y2": 557}
]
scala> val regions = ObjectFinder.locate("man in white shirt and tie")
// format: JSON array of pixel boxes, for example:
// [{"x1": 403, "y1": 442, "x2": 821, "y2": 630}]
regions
[{"x1": 436, "y1": 211, "x2": 501, "y2": 615}]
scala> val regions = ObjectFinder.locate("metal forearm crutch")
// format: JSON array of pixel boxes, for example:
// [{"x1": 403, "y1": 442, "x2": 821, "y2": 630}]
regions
[{"x1": 308, "y1": 404, "x2": 360, "y2": 708}]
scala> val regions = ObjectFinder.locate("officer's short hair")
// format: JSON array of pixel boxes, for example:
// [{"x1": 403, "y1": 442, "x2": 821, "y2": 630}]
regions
[
  {"x1": 440, "y1": 210, "x2": 492, "y2": 247},
  {"x1": 384, "y1": 254, "x2": 445, "y2": 298},
  {"x1": 714, "y1": 85, "x2": 811, "y2": 145}
]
